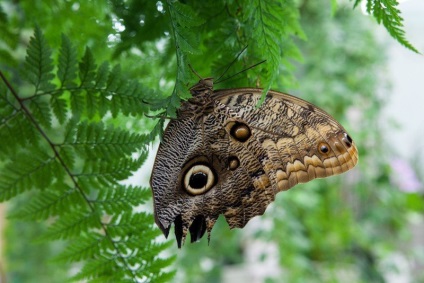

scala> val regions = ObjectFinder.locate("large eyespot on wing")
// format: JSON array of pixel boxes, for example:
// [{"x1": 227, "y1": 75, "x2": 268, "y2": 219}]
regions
[
  {"x1": 150, "y1": 105, "x2": 247, "y2": 248},
  {"x1": 182, "y1": 163, "x2": 217, "y2": 195},
  {"x1": 150, "y1": 116, "x2": 212, "y2": 245},
  {"x1": 152, "y1": 137, "x2": 229, "y2": 248}
]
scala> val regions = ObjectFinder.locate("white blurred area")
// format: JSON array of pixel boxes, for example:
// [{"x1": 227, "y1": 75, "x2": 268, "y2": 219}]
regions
[
  {"x1": 380, "y1": 1, "x2": 424, "y2": 282},
  {"x1": 381, "y1": 0, "x2": 424, "y2": 163}
]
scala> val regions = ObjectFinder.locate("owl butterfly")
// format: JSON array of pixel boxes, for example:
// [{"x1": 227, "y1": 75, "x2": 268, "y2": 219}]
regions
[{"x1": 150, "y1": 78, "x2": 358, "y2": 248}]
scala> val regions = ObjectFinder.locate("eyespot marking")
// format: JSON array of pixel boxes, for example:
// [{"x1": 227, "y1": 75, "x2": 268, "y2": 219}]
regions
[
  {"x1": 228, "y1": 156, "x2": 240, "y2": 171},
  {"x1": 343, "y1": 133, "x2": 353, "y2": 148},
  {"x1": 230, "y1": 122, "x2": 251, "y2": 142},
  {"x1": 318, "y1": 142, "x2": 330, "y2": 154},
  {"x1": 183, "y1": 163, "x2": 216, "y2": 195}
]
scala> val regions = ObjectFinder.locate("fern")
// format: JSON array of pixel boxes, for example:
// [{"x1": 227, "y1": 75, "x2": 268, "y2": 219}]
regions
[
  {"x1": 0, "y1": 2, "x2": 419, "y2": 281},
  {"x1": 0, "y1": 28, "x2": 174, "y2": 282},
  {"x1": 241, "y1": 0, "x2": 304, "y2": 96},
  {"x1": 91, "y1": 185, "x2": 151, "y2": 214},
  {"x1": 9, "y1": 186, "x2": 83, "y2": 221},
  {"x1": 165, "y1": 0, "x2": 205, "y2": 116},
  {"x1": 165, "y1": 0, "x2": 304, "y2": 106},
  {"x1": 22, "y1": 26, "x2": 55, "y2": 94},
  {"x1": 354, "y1": 0, "x2": 419, "y2": 53}
]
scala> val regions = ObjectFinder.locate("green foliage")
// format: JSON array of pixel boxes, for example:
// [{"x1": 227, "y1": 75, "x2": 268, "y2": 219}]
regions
[
  {"x1": 241, "y1": 0, "x2": 304, "y2": 98},
  {"x1": 164, "y1": 1, "x2": 205, "y2": 116},
  {"x1": 0, "y1": 0, "x2": 421, "y2": 282},
  {"x1": 354, "y1": 0, "x2": 419, "y2": 53},
  {"x1": 5, "y1": 200, "x2": 69, "y2": 283},
  {"x1": 0, "y1": 27, "x2": 174, "y2": 282}
]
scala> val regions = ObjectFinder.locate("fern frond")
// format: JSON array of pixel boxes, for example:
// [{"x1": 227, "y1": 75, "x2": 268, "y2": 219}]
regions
[
  {"x1": 91, "y1": 62, "x2": 110, "y2": 117},
  {"x1": 53, "y1": 234, "x2": 109, "y2": 263},
  {"x1": 1, "y1": 27, "x2": 174, "y2": 282},
  {"x1": 58, "y1": 34, "x2": 78, "y2": 88},
  {"x1": 0, "y1": 149, "x2": 57, "y2": 201},
  {"x1": 71, "y1": 256, "x2": 117, "y2": 282},
  {"x1": 168, "y1": 1, "x2": 204, "y2": 55},
  {"x1": 79, "y1": 47, "x2": 97, "y2": 88},
  {"x1": 77, "y1": 157, "x2": 146, "y2": 190},
  {"x1": 167, "y1": 0, "x2": 205, "y2": 114},
  {"x1": 90, "y1": 185, "x2": 151, "y2": 214},
  {"x1": 50, "y1": 94, "x2": 68, "y2": 124},
  {"x1": 9, "y1": 185, "x2": 82, "y2": 220},
  {"x1": 148, "y1": 119, "x2": 165, "y2": 142},
  {"x1": 351, "y1": 0, "x2": 419, "y2": 53},
  {"x1": 63, "y1": 59, "x2": 149, "y2": 119},
  {"x1": 369, "y1": 0, "x2": 418, "y2": 53},
  {"x1": 40, "y1": 210, "x2": 100, "y2": 241},
  {"x1": 70, "y1": 212, "x2": 172, "y2": 282},
  {"x1": 241, "y1": 0, "x2": 304, "y2": 95},
  {"x1": 0, "y1": 86, "x2": 37, "y2": 157},
  {"x1": 95, "y1": 61, "x2": 110, "y2": 89},
  {"x1": 105, "y1": 212, "x2": 157, "y2": 238},
  {"x1": 63, "y1": 121, "x2": 148, "y2": 159},
  {"x1": 22, "y1": 26, "x2": 55, "y2": 94},
  {"x1": 28, "y1": 96, "x2": 52, "y2": 128},
  {"x1": 108, "y1": 70, "x2": 145, "y2": 117}
]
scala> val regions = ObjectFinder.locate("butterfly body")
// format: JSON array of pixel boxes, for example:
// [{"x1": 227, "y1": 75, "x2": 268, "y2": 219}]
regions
[{"x1": 150, "y1": 79, "x2": 358, "y2": 247}]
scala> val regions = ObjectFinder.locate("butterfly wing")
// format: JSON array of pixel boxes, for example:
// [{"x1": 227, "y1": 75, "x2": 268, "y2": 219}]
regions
[
  {"x1": 150, "y1": 88, "x2": 358, "y2": 247},
  {"x1": 212, "y1": 88, "x2": 358, "y2": 228}
]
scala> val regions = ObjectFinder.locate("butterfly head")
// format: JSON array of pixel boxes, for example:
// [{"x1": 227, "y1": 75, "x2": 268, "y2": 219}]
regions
[{"x1": 189, "y1": 78, "x2": 214, "y2": 97}]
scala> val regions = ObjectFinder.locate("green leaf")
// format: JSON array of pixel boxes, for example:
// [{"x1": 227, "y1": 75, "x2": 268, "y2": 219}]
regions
[
  {"x1": 70, "y1": 89, "x2": 85, "y2": 118},
  {"x1": 365, "y1": 0, "x2": 419, "y2": 53},
  {"x1": 167, "y1": 1, "x2": 205, "y2": 105},
  {"x1": 77, "y1": 157, "x2": 145, "y2": 190},
  {"x1": 22, "y1": 26, "x2": 55, "y2": 93},
  {"x1": 2, "y1": 18, "x2": 175, "y2": 283},
  {"x1": 105, "y1": 212, "x2": 158, "y2": 238},
  {"x1": 57, "y1": 34, "x2": 78, "y2": 87},
  {"x1": 241, "y1": 0, "x2": 304, "y2": 95},
  {"x1": 79, "y1": 47, "x2": 97, "y2": 88},
  {"x1": 170, "y1": 1, "x2": 205, "y2": 28},
  {"x1": 8, "y1": 185, "x2": 82, "y2": 220},
  {"x1": 28, "y1": 96, "x2": 52, "y2": 128},
  {"x1": 63, "y1": 121, "x2": 147, "y2": 160},
  {"x1": 0, "y1": 149, "x2": 56, "y2": 201},
  {"x1": 91, "y1": 186, "x2": 151, "y2": 214},
  {"x1": 0, "y1": 90, "x2": 38, "y2": 158},
  {"x1": 53, "y1": 234, "x2": 110, "y2": 263},
  {"x1": 40, "y1": 210, "x2": 101, "y2": 240},
  {"x1": 50, "y1": 94, "x2": 68, "y2": 124},
  {"x1": 148, "y1": 119, "x2": 165, "y2": 142},
  {"x1": 168, "y1": 1, "x2": 204, "y2": 54},
  {"x1": 94, "y1": 61, "x2": 109, "y2": 89},
  {"x1": 71, "y1": 256, "x2": 118, "y2": 282}
]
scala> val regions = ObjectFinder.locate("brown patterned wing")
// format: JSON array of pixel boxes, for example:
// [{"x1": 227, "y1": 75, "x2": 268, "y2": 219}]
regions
[
  {"x1": 150, "y1": 88, "x2": 358, "y2": 247},
  {"x1": 211, "y1": 88, "x2": 358, "y2": 228}
]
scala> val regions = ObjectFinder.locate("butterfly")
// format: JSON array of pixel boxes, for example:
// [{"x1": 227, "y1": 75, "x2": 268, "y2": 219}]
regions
[{"x1": 150, "y1": 77, "x2": 358, "y2": 248}]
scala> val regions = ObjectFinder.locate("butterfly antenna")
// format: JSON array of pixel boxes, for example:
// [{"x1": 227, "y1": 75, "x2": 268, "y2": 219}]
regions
[
  {"x1": 216, "y1": 45, "x2": 249, "y2": 82},
  {"x1": 216, "y1": 59, "x2": 267, "y2": 84},
  {"x1": 188, "y1": 64, "x2": 203, "y2": 80}
]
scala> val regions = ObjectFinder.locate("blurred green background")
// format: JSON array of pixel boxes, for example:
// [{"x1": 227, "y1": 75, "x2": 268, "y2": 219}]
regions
[{"x1": 0, "y1": 0, "x2": 423, "y2": 282}]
